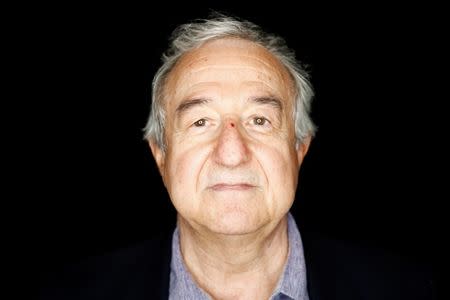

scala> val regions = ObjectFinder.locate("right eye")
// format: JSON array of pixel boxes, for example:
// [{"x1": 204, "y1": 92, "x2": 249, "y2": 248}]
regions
[{"x1": 193, "y1": 118, "x2": 207, "y2": 127}]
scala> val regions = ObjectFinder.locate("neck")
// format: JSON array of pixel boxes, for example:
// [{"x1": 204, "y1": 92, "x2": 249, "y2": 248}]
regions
[{"x1": 177, "y1": 215, "x2": 289, "y2": 299}]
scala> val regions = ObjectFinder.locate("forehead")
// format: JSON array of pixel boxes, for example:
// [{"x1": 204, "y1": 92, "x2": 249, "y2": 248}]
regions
[{"x1": 165, "y1": 38, "x2": 294, "y2": 107}]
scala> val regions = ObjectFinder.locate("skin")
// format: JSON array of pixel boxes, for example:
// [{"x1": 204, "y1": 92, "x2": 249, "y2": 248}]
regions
[{"x1": 150, "y1": 38, "x2": 310, "y2": 299}]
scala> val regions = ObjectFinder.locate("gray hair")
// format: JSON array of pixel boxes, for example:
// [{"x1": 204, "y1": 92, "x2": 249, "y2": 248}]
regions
[{"x1": 144, "y1": 14, "x2": 316, "y2": 151}]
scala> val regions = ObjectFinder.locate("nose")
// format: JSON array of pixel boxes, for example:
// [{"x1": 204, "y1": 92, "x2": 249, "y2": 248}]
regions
[{"x1": 212, "y1": 119, "x2": 250, "y2": 168}]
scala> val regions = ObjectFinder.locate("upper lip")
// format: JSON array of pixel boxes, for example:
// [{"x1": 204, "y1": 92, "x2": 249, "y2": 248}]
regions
[{"x1": 209, "y1": 183, "x2": 256, "y2": 190}]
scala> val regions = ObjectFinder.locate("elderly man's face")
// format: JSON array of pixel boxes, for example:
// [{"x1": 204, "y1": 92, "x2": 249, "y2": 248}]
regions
[{"x1": 151, "y1": 38, "x2": 310, "y2": 235}]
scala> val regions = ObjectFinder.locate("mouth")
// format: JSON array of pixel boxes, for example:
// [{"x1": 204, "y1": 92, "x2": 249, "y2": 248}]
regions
[{"x1": 209, "y1": 183, "x2": 256, "y2": 191}]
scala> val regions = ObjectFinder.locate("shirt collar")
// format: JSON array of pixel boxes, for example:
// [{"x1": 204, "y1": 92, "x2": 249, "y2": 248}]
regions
[
  {"x1": 169, "y1": 213, "x2": 309, "y2": 300},
  {"x1": 270, "y1": 213, "x2": 309, "y2": 300},
  {"x1": 169, "y1": 225, "x2": 209, "y2": 299}
]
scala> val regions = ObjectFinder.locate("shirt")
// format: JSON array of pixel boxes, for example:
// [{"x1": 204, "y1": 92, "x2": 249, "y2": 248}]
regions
[{"x1": 169, "y1": 213, "x2": 309, "y2": 300}]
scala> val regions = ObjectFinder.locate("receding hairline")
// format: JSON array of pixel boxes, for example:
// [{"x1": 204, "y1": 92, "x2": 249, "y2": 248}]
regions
[
  {"x1": 160, "y1": 37, "x2": 297, "y2": 110},
  {"x1": 144, "y1": 15, "x2": 316, "y2": 150}
]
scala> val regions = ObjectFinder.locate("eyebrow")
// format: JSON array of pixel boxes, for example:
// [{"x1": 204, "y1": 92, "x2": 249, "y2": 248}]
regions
[
  {"x1": 248, "y1": 96, "x2": 283, "y2": 111},
  {"x1": 175, "y1": 98, "x2": 211, "y2": 116},
  {"x1": 175, "y1": 95, "x2": 283, "y2": 117}
]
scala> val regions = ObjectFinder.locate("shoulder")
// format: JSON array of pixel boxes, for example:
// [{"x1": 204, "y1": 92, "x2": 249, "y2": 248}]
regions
[
  {"x1": 39, "y1": 232, "x2": 173, "y2": 300},
  {"x1": 302, "y1": 231, "x2": 436, "y2": 300}
]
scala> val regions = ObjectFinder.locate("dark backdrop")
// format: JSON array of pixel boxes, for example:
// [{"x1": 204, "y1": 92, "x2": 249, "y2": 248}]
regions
[{"x1": 31, "y1": 3, "x2": 444, "y2": 285}]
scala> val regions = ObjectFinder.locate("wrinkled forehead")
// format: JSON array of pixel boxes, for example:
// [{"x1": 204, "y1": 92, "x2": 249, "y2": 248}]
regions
[{"x1": 163, "y1": 38, "x2": 295, "y2": 108}]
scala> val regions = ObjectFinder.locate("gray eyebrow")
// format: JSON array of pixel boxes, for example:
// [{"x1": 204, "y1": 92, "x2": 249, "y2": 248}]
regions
[
  {"x1": 175, "y1": 98, "x2": 211, "y2": 116},
  {"x1": 248, "y1": 96, "x2": 283, "y2": 111},
  {"x1": 175, "y1": 96, "x2": 283, "y2": 117}
]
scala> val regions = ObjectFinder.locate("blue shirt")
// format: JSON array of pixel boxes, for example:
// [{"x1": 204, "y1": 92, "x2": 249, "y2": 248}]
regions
[{"x1": 169, "y1": 213, "x2": 309, "y2": 300}]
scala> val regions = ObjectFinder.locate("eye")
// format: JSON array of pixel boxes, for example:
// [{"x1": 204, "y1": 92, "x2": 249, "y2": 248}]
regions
[
  {"x1": 253, "y1": 117, "x2": 268, "y2": 126},
  {"x1": 193, "y1": 118, "x2": 207, "y2": 127}
]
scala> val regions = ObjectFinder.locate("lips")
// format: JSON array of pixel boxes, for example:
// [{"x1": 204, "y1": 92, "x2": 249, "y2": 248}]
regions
[{"x1": 209, "y1": 183, "x2": 255, "y2": 191}]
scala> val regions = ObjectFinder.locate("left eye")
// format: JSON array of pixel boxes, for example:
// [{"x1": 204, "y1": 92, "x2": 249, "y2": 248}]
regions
[
  {"x1": 253, "y1": 117, "x2": 268, "y2": 126},
  {"x1": 193, "y1": 118, "x2": 207, "y2": 127}
]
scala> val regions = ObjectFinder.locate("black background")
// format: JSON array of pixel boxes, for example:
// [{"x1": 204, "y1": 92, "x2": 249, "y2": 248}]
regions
[{"x1": 27, "y1": 2, "x2": 445, "y2": 286}]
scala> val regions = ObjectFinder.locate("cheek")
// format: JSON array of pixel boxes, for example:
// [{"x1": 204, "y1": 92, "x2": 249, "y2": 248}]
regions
[
  {"x1": 165, "y1": 144, "x2": 210, "y2": 205},
  {"x1": 256, "y1": 143, "x2": 299, "y2": 206},
  {"x1": 260, "y1": 144, "x2": 298, "y2": 182}
]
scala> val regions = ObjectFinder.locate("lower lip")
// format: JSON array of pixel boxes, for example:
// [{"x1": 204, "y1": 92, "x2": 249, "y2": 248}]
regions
[{"x1": 210, "y1": 184, "x2": 255, "y2": 191}]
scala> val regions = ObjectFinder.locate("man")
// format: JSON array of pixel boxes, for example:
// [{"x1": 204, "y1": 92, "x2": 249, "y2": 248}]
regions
[
  {"x1": 144, "y1": 13, "x2": 315, "y2": 300},
  {"x1": 40, "y1": 14, "x2": 435, "y2": 300},
  {"x1": 144, "y1": 13, "x2": 314, "y2": 300}
]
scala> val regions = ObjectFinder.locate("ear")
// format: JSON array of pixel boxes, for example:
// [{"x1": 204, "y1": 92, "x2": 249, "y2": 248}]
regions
[
  {"x1": 148, "y1": 140, "x2": 165, "y2": 177},
  {"x1": 296, "y1": 136, "x2": 311, "y2": 167}
]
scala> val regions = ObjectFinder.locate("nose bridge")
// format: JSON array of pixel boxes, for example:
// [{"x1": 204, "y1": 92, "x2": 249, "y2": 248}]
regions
[{"x1": 213, "y1": 117, "x2": 250, "y2": 167}]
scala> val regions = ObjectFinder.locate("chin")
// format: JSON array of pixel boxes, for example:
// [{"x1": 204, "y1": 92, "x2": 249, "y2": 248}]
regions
[{"x1": 203, "y1": 209, "x2": 267, "y2": 235}]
